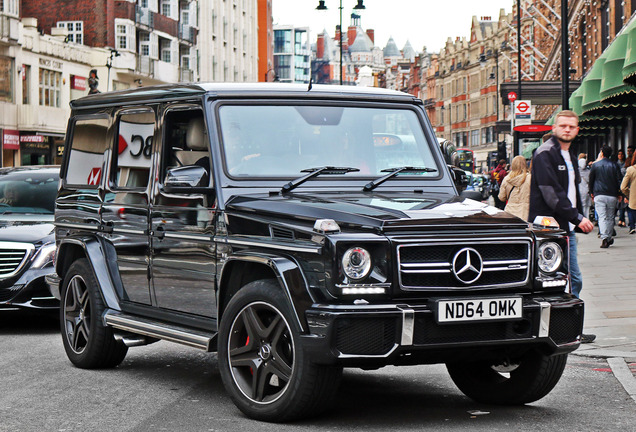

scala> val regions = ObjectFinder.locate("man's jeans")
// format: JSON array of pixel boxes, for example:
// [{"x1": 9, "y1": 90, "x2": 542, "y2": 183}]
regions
[
  {"x1": 568, "y1": 232, "x2": 583, "y2": 298},
  {"x1": 595, "y1": 195, "x2": 618, "y2": 240}
]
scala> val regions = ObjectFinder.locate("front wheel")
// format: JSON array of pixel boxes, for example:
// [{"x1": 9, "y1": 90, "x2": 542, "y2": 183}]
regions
[
  {"x1": 218, "y1": 279, "x2": 342, "y2": 422},
  {"x1": 446, "y1": 351, "x2": 568, "y2": 405},
  {"x1": 60, "y1": 258, "x2": 128, "y2": 369}
]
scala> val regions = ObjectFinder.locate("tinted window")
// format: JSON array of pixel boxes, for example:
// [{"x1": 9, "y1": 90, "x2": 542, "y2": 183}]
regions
[
  {"x1": 0, "y1": 170, "x2": 59, "y2": 214},
  {"x1": 112, "y1": 110, "x2": 155, "y2": 188},
  {"x1": 65, "y1": 117, "x2": 109, "y2": 186}
]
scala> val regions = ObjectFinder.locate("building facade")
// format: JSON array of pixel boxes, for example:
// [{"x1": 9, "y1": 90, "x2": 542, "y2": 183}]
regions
[{"x1": 272, "y1": 25, "x2": 310, "y2": 83}]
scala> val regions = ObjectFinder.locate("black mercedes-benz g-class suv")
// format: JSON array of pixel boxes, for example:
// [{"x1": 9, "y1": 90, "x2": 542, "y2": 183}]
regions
[{"x1": 52, "y1": 83, "x2": 583, "y2": 422}]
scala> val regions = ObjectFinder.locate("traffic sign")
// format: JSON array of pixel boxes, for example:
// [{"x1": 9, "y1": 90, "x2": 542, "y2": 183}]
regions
[
  {"x1": 514, "y1": 100, "x2": 532, "y2": 126},
  {"x1": 507, "y1": 91, "x2": 517, "y2": 102}
]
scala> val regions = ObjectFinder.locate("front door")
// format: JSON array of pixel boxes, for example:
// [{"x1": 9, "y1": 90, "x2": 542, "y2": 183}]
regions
[{"x1": 150, "y1": 107, "x2": 217, "y2": 318}]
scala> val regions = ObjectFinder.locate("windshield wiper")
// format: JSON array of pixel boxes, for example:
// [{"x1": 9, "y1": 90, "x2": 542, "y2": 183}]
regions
[
  {"x1": 282, "y1": 166, "x2": 360, "y2": 194},
  {"x1": 363, "y1": 166, "x2": 437, "y2": 192}
]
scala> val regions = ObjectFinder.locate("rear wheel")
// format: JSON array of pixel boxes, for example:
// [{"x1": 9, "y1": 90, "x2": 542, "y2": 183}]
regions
[
  {"x1": 446, "y1": 351, "x2": 568, "y2": 405},
  {"x1": 218, "y1": 279, "x2": 342, "y2": 422},
  {"x1": 60, "y1": 259, "x2": 127, "y2": 368}
]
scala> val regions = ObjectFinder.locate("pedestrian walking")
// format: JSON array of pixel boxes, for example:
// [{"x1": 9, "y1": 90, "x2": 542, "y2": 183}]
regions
[
  {"x1": 498, "y1": 155, "x2": 531, "y2": 220},
  {"x1": 620, "y1": 152, "x2": 636, "y2": 234},
  {"x1": 589, "y1": 146, "x2": 623, "y2": 248},
  {"x1": 578, "y1": 154, "x2": 592, "y2": 221},
  {"x1": 616, "y1": 150, "x2": 628, "y2": 227},
  {"x1": 490, "y1": 159, "x2": 508, "y2": 210},
  {"x1": 528, "y1": 110, "x2": 595, "y2": 343}
]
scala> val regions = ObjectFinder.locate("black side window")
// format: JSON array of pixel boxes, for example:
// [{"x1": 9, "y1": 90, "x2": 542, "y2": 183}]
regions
[
  {"x1": 161, "y1": 109, "x2": 211, "y2": 186},
  {"x1": 65, "y1": 117, "x2": 109, "y2": 186},
  {"x1": 112, "y1": 109, "x2": 155, "y2": 189}
]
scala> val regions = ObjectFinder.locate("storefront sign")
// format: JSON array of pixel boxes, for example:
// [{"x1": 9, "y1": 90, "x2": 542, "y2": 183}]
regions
[
  {"x1": 71, "y1": 75, "x2": 87, "y2": 91},
  {"x1": 2, "y1": 129, "x2": 20, "y2": 150},
  {"x1": 20, "y1": 135, "x2": 46, "y2": 143},
  {"x1": 39, "y1": 58, "x2": 63, "y2": 70}
]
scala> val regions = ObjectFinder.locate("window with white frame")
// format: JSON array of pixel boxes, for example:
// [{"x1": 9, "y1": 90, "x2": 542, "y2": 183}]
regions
[
  {"x1": 160, "y1": 39, "x2": 173, "y2": 63},
  {"x1": 57, "y1": 21, "x2": 83, "y2": 44},
  {"x1": 160, "y1": 0, "x2": 170, "y2": 16},
  {"x1": 39, "y1": 68, "x2": 61, "y2": 108},
  {"x1": 4, "y1": 0, "x2": 19, "y2": 16},
  {"x1": 140, "y1": 33, "x2": 150, "y2": 56},
  {"x1": 115, "y1": 19, "x2": 135, "y2": 51}
]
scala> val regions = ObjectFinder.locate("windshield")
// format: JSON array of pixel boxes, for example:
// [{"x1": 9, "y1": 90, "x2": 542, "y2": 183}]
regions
[
  {"x1": 0, "y1": 170, "x2": 59, "y2": 214},
  {"x1": 219, "y1": 105, "x2": 439, "y2": 178}
]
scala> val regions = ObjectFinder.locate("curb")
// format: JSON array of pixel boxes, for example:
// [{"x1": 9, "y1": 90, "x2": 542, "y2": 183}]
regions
[{"x1": 607, "y1": 357, "x2": 636, "y2": 404}]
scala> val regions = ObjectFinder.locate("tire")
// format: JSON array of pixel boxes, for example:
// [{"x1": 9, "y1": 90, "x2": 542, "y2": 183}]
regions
[
  {"x1": 446, "y1": 351, "x2": 568, "y2": 405},
  {"x1": 218, "y1": 279, "x2": 342, "y2": 422},
  {"x1": 60, "y1": 258, "x2": 128, "y2": 369}
]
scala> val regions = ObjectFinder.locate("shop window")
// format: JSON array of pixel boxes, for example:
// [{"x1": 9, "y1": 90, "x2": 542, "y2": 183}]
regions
[
  {"x1": 65, "y1": 117, "x2": 109, "y2": 186},
  {"x1": 39, "y1": 69, "x2": 61, "y2": 108}
]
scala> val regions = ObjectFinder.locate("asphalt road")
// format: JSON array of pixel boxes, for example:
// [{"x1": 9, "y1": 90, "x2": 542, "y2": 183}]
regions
[{"x1": 2, "y1": 309, "x2": 635, "y2": 432}]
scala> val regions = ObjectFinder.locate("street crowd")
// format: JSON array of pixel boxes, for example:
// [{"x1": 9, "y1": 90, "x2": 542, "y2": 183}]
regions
[{"x1": 487, "y1": 110, "x2": 636, "y2": 344}]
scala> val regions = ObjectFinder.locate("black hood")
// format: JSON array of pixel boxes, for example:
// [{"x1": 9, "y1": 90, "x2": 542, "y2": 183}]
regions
[
  {"x1": 0, "y1": 219, "x2": 55, "y2": 243},
  {"x1": 225, "y1": 191, "x2": 528, "y2": 232}
]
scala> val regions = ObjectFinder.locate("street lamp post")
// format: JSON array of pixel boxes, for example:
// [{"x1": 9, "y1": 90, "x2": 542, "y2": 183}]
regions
[
  {"x1": 106, "y1": 48, "x2": 120, "y2": 92},
  {"x1": 561, "y1": 0, "x2": 570, "y2": 110},
  {"x1": 316, "y1": 0, "x2": 366, "y2": 85}
]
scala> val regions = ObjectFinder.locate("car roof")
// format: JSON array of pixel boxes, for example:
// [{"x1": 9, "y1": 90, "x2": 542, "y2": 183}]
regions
[
  {"x1": 70, "y1": 83, "x2": 420, "y2": 110},
  {"x1": 0, "y1": 165, "x2": 59, "y2": 175}
]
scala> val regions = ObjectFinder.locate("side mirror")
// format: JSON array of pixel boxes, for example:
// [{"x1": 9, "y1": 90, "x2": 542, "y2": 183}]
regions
[
  {"x1": 448, "y1": 164, "x2": 469, "y2": 192},
  {"x1": 163, "y1": 165, "x2": 211, "y2": 194}
]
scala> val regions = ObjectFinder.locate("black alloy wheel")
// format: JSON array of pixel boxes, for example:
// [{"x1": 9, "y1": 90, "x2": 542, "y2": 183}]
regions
[
  {"x1": 218, "y1": 279, "x2": 342, "y2": 422},
  {"x1": 60, "y1": 259, "x2": 128, "y2": 369}
]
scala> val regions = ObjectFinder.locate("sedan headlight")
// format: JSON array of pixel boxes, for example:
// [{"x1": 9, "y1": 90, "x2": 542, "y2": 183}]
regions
[
  {"x1": 31, "y1": 242, "x2": 57, "y2": 269},
  {"x1": 341, "y1": 247, "x2": 372, "y2": 281},
  {"x1": 538, "y1": 242, "x2": 562, "y2": 274}
]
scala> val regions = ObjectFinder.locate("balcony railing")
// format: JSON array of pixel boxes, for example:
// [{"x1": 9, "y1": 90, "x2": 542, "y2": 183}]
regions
[
  {"x1": 180, "y1": 68, "x2": 194, "y2": 82},
  {"x1": 136, "y1": 6, "x2": 154, "y2": 28},
  {"x1": 179, "y1": 24, "x2": 195, "y2": 43},
  {"x1": 136, "y1": 55, "x2": 155, "y2": 76}
]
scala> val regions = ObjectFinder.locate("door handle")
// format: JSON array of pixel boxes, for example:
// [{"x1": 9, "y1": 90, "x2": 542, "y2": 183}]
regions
[
  {"x1": 100, "y1": 221, "x2": 114, "y2": 234},
  {"x1": 153, "y1": 225, "x2": 165, "y2": 240}
]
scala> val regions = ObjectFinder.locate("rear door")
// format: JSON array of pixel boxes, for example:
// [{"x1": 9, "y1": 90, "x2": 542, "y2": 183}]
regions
[{"x1": 101, "y1": 107, "x2": 156, "y2": 305}]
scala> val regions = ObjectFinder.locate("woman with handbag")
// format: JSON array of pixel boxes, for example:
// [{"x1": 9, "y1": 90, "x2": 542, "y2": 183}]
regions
[
  {"x1": 498, "y1": 155, "x2": 531, "y2": 221},
  {"x1": 620, "y1": 152, "x2": 636, "y2": 234}
]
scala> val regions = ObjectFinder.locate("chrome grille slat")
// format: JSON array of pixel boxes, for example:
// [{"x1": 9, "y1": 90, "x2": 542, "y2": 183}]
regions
[
  {"x1": 397, "y1": 239, "x2": 531, "y2": 290},
  {"x1": 0, "y1": 241, "x2": 35, "y2": 280}
]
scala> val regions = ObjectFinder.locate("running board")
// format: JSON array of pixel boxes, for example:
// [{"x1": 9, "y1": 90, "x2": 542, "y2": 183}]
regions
[{"x1": 104, "y1": 310, "x2": 217, "y2": 351}]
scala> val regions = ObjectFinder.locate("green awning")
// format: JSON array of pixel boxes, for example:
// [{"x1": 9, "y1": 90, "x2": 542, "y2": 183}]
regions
[
  {"x1": 581, "y1": 56, "x2": 607, "y2": 114},
  {"x1": 569, "y1": 86, "x2": 584, "y2": 116},
  {"x1": 600, "y1": 31, "x2": 636, "y2": 103},
  {"x1": 623, "y1": 19, "x2": 636, "y2": 86}
]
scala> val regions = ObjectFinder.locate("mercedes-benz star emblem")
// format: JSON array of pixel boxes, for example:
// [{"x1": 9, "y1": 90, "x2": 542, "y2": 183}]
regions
[{"x1": 452, "y1": 247, "x2": 483, "y2": 284}]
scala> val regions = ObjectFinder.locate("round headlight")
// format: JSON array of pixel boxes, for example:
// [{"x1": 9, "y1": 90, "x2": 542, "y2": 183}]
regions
[
  {"x1": 538, "y1": 242, "x2": 563, "y2": 274},
  {"x1": 342, "y1": 247, "x2": 372, "y2": 281}
]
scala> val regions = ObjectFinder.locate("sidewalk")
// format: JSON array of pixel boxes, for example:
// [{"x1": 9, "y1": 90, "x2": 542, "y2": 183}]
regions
[{"x1": 572, "y1": 222, "x2": 636, "y2": 362}]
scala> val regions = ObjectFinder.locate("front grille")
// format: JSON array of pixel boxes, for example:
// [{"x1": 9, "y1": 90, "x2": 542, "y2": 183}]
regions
[
  {"x1": 0, "y1": 243, "x2": 33, "y2": 279},
  {"x1": 549, "y1": 306, "x2": 584, "y2": 344},
  {"x1": 335, "y1": 317, "x2": 397, "y2": 356},
  {"x1": 397, "y1": 240, "x2": 531, "y2": 290}
]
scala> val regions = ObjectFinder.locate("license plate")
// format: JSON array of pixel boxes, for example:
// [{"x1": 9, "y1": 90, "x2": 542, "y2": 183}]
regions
[{"x1": 437, "y1": 297, "x2": 522, "y2": 323}]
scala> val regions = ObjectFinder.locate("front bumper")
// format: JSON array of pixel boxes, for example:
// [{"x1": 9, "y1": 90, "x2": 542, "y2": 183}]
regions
[
  {"x1": 0, "y1": 267, "x2": 59, "y2": 310},
  {"x1": 303, "y1": 295, "x2": 584, "y2": 366}
]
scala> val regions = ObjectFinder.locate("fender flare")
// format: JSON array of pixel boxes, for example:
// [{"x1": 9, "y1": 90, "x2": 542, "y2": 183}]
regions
[
  {"x1": 56, "y1": 236, "x2": 122, "y2": 311},
  {"x1": 219, "y1": 253, "x2": 315, "y2": 332}
]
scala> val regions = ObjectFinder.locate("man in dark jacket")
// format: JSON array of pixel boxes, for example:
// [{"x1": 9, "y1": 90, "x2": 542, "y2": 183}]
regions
[
  {"x1": 529, "y1": 110, "x2": 595, "y2": 343},
  {"x1": 589, "y1": 145, "x2": 623, "y2": 248}
]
